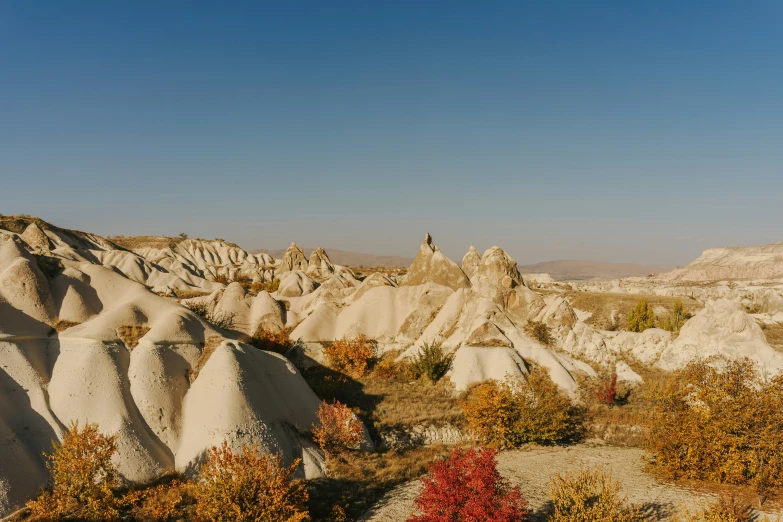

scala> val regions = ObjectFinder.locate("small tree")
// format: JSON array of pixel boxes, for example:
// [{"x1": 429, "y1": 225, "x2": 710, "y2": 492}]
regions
[
  {"x1": 27, "y1": 422, "x2": 126, "y2": 521},
  {"x1": 596, "y1": 374, "x2": 618, "y2": 405},
  {"x1": 323, "y1": 335, "x2": 376, "y2": 378},
  {"x1": 410, "y1": 342, "x2": 453, "y2": 381},
  {"x1": 194, "y1": 442, "x2": 308, "y2": 522},
  {"x1": 178, "y1": 232, "x2": 188, "y2": 239},
  {"x1": 408, "y1": 447, "x2": 528, "y2": 522},
  {"x1": 549, "y1": 466, "x2": 641, "y2": 522},
  {"x1": 627, "y1": 299, "x2": 655, "y2": 333},
  {"x1": 312, "y1": 400, "x2": 364, "y2": 458},
  {"x1": 660, "y1": 299, "x2": 688, "y2": 333}
]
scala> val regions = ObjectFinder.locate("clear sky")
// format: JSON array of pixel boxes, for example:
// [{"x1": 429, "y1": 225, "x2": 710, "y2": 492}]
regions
[{"x1": 1, "y1": 1, "x2": 781, "y2": 265}]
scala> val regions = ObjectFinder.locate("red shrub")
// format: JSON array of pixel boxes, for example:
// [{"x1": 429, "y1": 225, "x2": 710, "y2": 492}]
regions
[
  {"x1": 596, "y1": 374, "x2": 618, "y2": 405},
  {"x1": 408, "y1": 447, "x2": 528, "y2": 522}
]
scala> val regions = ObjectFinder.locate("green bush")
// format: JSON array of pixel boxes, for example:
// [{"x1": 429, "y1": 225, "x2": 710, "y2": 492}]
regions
[
  {"x1": 627, "y1": 299, "x2": 655, "y2": 332},
  {"x1": 410, "y1": 342, "x2": 453, "y2": 382}
]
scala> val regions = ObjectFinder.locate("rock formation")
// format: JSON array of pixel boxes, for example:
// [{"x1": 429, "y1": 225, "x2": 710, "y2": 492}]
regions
[
  {"x1": 306, "y1": 247, "x2": 336, "y2": 279},
  {"x1": 275, "y1": 242, "x2": 309, "y2": 277},
  {"x1": 401, "y1": 233, "x2": 471, "y2": 291},
  {"x1": 461, "y1": 246, "x2": 481, "y2": 278}
]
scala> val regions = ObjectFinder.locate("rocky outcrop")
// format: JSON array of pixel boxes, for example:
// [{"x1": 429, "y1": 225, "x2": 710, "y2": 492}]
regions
[
  {"x1": 306, "y1": 247, "x2": 335, "y2": 279},
  {"x1": 278, "y1": 271, "x2": 317, "y2": 298},
  {"x1": 20, "y1": 222, "x2": 52, "y2": 251},
  {"x1": 276, "y1": 242, "x2": 309, "y2": 277},
  {"x1": 401, "y1": 233, "x2": 470, "y2": 291},
  {"x1": 461, "y1": 246, "x2": 481, "y2": 278}
]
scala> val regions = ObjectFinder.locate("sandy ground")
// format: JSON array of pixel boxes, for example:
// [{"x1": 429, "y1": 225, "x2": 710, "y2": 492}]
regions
[{"x1": 360, "y1": 442, "x2": 783, "y2": 521}]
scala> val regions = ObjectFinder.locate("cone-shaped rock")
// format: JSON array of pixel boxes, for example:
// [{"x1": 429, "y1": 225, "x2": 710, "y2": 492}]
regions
[
  {"x1": 461, "y1": 246, "x2": 481, "y2": 278},
  {"x1": 401, "y1": 233, "x2": 471, "y2": 291},
  {"x1": 306, "y1": 247, "x2": 335, "y2": 279},
  {"x1": 276, "y1": 242, "x2": 308, "y2": 276}
]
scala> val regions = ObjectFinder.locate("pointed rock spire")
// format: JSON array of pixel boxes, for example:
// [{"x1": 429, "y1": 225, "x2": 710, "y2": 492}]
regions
[
  {"x1": 401, "y1": 233, "x2": 471, "y2": 291},
  {"x1": 276, "y1": 242, "x2": 308, "y2": 276},
  {"x1": 461, "y1": 246, "x2": 481, "y2": 278}
]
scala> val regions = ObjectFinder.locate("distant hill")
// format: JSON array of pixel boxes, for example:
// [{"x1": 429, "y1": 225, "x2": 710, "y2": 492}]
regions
[
  {"x1": 251, "y1": 247, "x2": 414, "y2": 268},
  {"x1": 518, "y1": 260, "x2": 670, "y2": 281}
]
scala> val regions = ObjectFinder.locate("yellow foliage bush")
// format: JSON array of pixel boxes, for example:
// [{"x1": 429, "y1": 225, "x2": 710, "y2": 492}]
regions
[
  {"x1": 646, "y1": 358, "x2": 783, "y2": 500},
  {"x1": 194, "y1": 441, "x2": 309, "y2": 522},
  {"x1": 323, "y1": 335, "x2": 376, "y2": 378},
  {"x1": 462, "y1": 369, "x2": 580, "y2": 448},
  {"x1": 627, "y1": 299, "x2": 655, "y2": 332},
  {"x1": 26, "y1": 422, "x2": 129, "y2": 521},
  {"x1": 132, "y1": 479, "x2": 193, "y2": 521},
  {"x1": 372, "y1": 351, "x2": 413, "y2": 381},
  {"x1": 548, "y1": 466, "x2": 641, "y2": 522}
]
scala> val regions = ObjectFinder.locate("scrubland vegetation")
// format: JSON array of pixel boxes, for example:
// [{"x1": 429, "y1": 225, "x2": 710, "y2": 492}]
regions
[{"x1": 19, "y1": 336, "x2": 783, "y2": 521}]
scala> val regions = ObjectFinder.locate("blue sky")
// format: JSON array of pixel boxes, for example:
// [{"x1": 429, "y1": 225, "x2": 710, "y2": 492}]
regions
[{"x1": 1, "y1": 1, "x2": 781, "y2": 265}]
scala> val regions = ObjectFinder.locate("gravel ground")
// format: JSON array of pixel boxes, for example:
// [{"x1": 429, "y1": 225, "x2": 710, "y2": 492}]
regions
[{"x1": 360, "y1": 441, "x2": 783, "y2": 521}]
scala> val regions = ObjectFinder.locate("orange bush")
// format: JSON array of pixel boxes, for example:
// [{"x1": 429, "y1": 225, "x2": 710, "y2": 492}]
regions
[
  {"x1": 26, "y1": 422, "x2": 129, "y2": 521},
  {"x1": 249, "y1": 328, "x2": 292, "y2": 354},
  {"x1": 132, "y1": 479, "x2": 193, "y2": 521},
  {"x1": 323, "y1": 335, "x2": 376, "y2": 377},
  {"x1": 194, "y1": 441, "x2": 308, "y2": 522},
  {"x1": 312, "y1": 400, "x2": 365, "y2": 458},
  {"x1": 646, "y1": 358, "x2": 783, "y2": 499}
]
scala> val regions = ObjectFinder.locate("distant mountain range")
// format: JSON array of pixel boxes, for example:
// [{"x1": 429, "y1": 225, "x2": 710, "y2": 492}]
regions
[
  {"x1": 517, "y1": 260, "x2": 671, "y2": 281},
  {"x1": 252, "y1": 247, "x2": 669, "y2": 280}
]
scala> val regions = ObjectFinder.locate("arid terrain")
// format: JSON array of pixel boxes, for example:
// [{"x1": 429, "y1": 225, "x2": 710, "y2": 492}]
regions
[{"x1": 2, "y1": 214, "x2": 783, "y2": 521}]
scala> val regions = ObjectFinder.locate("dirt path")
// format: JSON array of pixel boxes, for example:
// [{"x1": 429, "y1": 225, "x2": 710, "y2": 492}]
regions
[{"x1": 360, "y1": 442, "x2": 783, "y2": 521}]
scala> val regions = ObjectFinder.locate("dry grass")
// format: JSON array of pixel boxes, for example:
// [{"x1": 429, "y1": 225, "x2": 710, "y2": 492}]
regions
[
  {"x1": 302, "y1": 365, "x2": 464, "y2": 437},
  {"x1": 109, "y1": 235, "x2": 185, "y2": 250},
  {"x1": 173, "y1": 288, "x2": 212, "y2": 300},
  {"x1": 117, "y1": 325, "x2": 150, "y2": 350},
  {"x1": 761, "y1": 322, "x2": 783, "y2": 352},
  {"x1": 567, "y1": 292, "x2": 702, "y2": 330},
  {"x1": 187, "y1": 337, "x2": 225, "y2": 383},
  {"x1": 307, "y1": 444, "x2": 454, "y2": 521},
  {"x1": 51, "y1": 320, "x2": 81, "y2": 333}
]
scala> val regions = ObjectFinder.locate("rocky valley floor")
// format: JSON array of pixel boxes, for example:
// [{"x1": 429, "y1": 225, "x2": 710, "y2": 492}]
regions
[{"x1": 360, "y1": 443, "x2": 783, "y2": 521}]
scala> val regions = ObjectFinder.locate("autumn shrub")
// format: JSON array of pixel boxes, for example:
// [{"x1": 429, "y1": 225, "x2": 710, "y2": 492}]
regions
[
  {"x1": 463, "y1": 370, "x2": 581, "y2": 448},
  {"x1": 548, "y1": 466, "x2": 641, "y2": 522},
  {"x1": 408, "y1": 447, "x2": 528, "y2": 522},
  {"x1": 251, "y1": 278, "x2": 280, "y2": 293},
  {"x1": 194, "y1": 441, "x2": 308, "y2": 522},
  {"x1": 323, "y1": 335, "x2": 376, "y2": 378},
  {"x1": 132, "y1": 479, "x2": 194, "y2": 522},
  {"x1": 410, "y1": 342, "x2": 452, "y2": 382},
  {"x1": 525, "y1": 320, "x2": 554, "y2": 345},
  {"x1": 646, "y1": 358, "x2": 783, "y2": 501},
  {"x1": 372, "y1": 350, "x2": 414, "y2": 381},
  {"x1": 672, "y1": 496, "x2": 753, "y2": 522},
  {"x1": 249, "y1": 328, "x2": 292, "y2": 354},
  {"x1": 627, "y1": 299, "x2": 655, "y2": 332},
  {"x1": 659, "y1": 299, "x2": 689, "y2": 333},
  {"x1": 26, "y1": 422, "x2": 128, "y2": 521},
  {"x1": 312, "y1": 400, "x2": 365, "y2": 458},
  {"x1": 595, "y1": 374, "x2": 618, "y2": 405}
]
